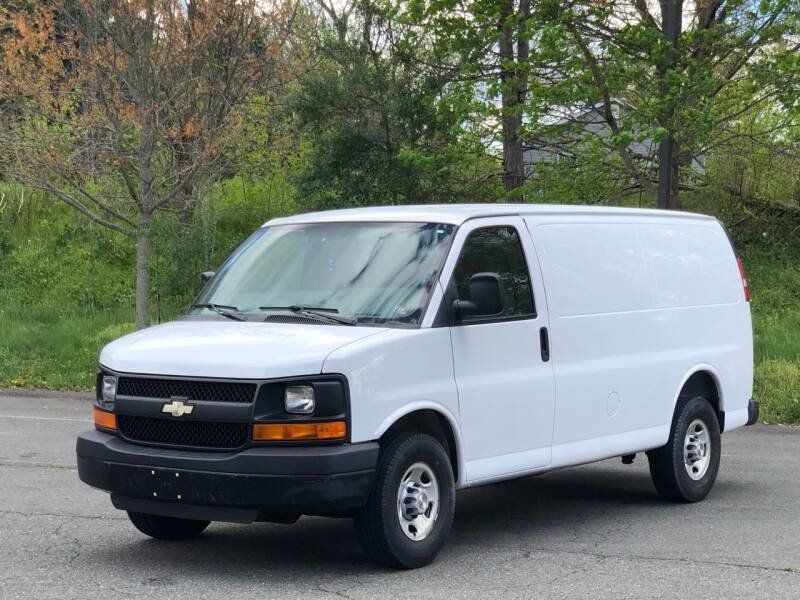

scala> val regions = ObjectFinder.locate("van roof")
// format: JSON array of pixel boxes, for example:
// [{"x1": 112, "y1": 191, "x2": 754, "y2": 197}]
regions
[{"x1": 265, "y1": 204, "x2": 716, "y2": 227}]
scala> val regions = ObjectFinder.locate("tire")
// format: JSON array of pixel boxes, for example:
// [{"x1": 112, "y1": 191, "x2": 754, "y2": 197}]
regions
[
  {"x1": 647, "y1": 396, "x2": 721, "y2": 503},
  {"x1": 354, "y1": 432, "x2": 455, "y2": 569},
  {"x1": 127, "y1": 511, "x2": 210, "y2": 541}
]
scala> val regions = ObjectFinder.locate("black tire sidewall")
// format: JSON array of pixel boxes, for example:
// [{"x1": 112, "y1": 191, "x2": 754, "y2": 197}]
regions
[
  {"x1": 361, "y1": 433, "x2": 455, "y2": 568},
  {"x1": 127, "y1": 511, "x2": 210, "y2": 541},
  {"x1": 669, "y1": 396, "x2": 721, "y2": 501}
]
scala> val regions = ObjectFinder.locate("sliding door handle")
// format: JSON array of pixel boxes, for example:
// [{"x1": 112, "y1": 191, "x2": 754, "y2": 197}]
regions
[{"x1": 539, "y1": 327, "x2": 550, "y2": 362}]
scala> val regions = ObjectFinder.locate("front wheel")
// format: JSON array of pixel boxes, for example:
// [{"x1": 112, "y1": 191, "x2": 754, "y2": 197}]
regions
[
  {"x1": 647, "y1": 396, "x2": 721, "y2": 502},
  {"x1": 127, "y1": 511, "x2": 210, "y2": 540},
  {"x1": 354, "y1": 432, "x2": 455, "y2": 569}
]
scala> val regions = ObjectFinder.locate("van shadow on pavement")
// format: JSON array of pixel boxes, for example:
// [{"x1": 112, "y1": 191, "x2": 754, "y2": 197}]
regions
[{"x1": 78, "y1": 459, "x2": 743, "y2": 579}]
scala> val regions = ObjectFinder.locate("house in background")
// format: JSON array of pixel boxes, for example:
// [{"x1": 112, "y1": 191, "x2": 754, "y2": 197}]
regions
[{"x1": 523, "y1": 100, "x2": 704, "y2": 186}]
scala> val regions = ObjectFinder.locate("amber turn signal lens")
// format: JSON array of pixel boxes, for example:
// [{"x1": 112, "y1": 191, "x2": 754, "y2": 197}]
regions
[
  {"x1": 93, "y1": 406, "x2": 117, "y2": 431},
  {"x1": 252, "y1": 421, "x2": 346, "y2": 441}
]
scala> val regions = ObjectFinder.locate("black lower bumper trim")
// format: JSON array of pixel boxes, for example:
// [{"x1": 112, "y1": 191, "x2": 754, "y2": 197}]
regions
[
  {"x1": 77, "y1": 429, "x2": 378, "y2": 522},
  {"x1": 746, "y1": 398, "x2": 759, "y2": 426},
  {"x1": 112, "y1": 495, "x2": 261, "y2": 523}
]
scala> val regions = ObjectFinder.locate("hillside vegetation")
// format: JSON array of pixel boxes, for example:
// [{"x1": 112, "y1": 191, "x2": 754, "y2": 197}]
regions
[
  {"x1": 0, "y1": 1, "x2": 798, "y2": 421},
  {"x1": 0, "y1": 186, "x2": 798, "y2": 423}
]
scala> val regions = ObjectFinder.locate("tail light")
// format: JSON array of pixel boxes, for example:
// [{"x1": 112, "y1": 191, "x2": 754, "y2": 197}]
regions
[{"x1": 737, "y1": 257, "x2": 750, "y2": 302}]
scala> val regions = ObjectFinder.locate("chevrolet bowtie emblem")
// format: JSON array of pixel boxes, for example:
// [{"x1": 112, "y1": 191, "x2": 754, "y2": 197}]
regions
[{"x1": 161, "y1": 399, "x2": 194, "y2": 417}]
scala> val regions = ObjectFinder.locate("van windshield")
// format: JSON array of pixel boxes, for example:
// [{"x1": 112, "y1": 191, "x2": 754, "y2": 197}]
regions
[{"x1": 192, "y1": 222, "x2": 456, "y2": 326}]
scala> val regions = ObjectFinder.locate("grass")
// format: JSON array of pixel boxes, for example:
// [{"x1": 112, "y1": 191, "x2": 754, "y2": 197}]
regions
[
  {"x1": 0, "y1": 302, "x2": 135, "y2": 390},
  {"x1": 752, "y1": 301, "x2": 800, "y2": 419},
  {"x1": 754, "y1": 359, "x2": 800, "y2": 423},
  {"x1": 746, "y1": 250, "x2": 800, "y2": 423},
  {"x1": 0, "y1": 252, "x2": 798, "y2": 423}
]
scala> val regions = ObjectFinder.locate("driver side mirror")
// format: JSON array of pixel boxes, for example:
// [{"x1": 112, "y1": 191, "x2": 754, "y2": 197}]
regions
[
  {"x1": 452, "y1": 272, "x2": 505, "y2": 321},
  {"x1": 199, "y1": 271, "x2": 215, "y2": 291}
]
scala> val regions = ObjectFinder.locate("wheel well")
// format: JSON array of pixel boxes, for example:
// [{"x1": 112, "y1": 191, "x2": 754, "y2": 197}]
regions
[
  {"x1": 679, "y1": 371, "x2": 723, "y2": 431},
  {"x1": 381, "y1": 410, "x2": 459, "y2": 481}
]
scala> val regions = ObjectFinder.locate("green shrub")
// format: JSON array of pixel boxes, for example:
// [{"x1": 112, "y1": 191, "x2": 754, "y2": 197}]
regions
[{"x1": 755, "y1": 359, "x2": 800, "y2": 423}]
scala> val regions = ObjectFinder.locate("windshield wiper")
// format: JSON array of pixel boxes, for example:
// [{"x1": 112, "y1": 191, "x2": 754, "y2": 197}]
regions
[
  {"x1": 258, "y1": 305, "x2": 357, "y2": 326},
  {"x1": 191, "y1": 303, "x2": 246, "y2": 322}
]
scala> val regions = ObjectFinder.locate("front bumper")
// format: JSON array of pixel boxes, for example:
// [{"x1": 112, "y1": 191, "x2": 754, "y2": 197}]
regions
[{"x1": 77, "y1": 429, "x2": 378, "y2": 523}]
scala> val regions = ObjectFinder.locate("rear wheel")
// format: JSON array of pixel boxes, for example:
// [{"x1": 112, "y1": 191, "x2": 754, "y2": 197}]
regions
[
  {"x1": 127, "y1": 511, "x2": 210, "y2": 540},
  {"x1": 354, "y1": 432, "x2": 455, "y2": 569},
  {"x1": 647, "y1": 396, "x2": 721, "y2": 502}
]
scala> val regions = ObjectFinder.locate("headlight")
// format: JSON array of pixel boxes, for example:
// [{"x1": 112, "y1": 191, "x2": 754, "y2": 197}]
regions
[
  {"x1": 285, "y1": 385, "x2": 315, "y2": 414},
  {"x1": 99, "y1": 375, "x2": 116, "y2": 409}
]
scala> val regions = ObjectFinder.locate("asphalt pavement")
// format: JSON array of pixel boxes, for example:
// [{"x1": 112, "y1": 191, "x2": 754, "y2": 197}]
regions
[{"x1": 1, "y1": 392, "x2": 798, "y2": 599}]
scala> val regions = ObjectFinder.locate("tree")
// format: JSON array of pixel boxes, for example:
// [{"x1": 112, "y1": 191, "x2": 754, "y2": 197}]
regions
[
  {"x1": 0, "y1": 0, "x2": 291, "y2": 328},
  {"x1": 402, "y1": 0, "x2": 537, "y2": 202},
  {"x1": 704, "y1": 102, "x2": 800, "y2": 209},
  {"x1": 525, "y1": 0, "x2": 800, "y2": 208},
  {"x1": 290, "y1": 0, "x2": 500, "y2": 208},
  {"x1": 496, "y1": 0, "x2": 531, "y2": 201}
]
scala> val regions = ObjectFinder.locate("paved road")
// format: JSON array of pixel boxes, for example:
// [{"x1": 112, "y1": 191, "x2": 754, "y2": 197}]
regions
[{"x1": 0, "y1": 393, "x2": 798, "y2": 599}]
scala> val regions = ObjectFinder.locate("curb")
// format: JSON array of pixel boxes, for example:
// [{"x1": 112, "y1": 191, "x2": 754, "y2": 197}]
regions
[{"x1": 0, "y1": 387, "x2": 93, "y2": 401}]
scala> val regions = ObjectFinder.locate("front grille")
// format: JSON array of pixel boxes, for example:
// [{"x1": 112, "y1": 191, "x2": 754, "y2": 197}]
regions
[
  {"x1": 117, "y1": 415, "x2": 248, "y2": 449},
  {"x1": 117, "y1": 377, "x2": 257, "y2": 403}
]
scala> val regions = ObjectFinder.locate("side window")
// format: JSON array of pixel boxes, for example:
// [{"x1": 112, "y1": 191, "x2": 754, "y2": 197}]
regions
[{"x1": 451, "y1": 226, "x2": 536, "y2": 320}]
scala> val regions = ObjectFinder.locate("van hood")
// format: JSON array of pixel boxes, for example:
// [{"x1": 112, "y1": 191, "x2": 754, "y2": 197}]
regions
[{"x1": 99, "y1": 319, "x2": 387, "y2": 379}]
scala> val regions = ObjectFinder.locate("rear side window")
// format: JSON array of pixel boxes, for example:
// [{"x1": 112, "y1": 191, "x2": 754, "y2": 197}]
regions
[{"x1": 451, "y1": 226, "x2": 536, "y2": 320}]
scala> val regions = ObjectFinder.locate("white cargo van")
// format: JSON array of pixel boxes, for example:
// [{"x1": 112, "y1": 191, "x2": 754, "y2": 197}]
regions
[{"x1": 77, "y1": 204, "x2": 757, "y2": 568}]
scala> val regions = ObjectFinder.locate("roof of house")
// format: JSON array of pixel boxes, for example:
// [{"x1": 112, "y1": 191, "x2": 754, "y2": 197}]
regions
[{"x1": 265, "y1": 204, "x2": 715, "y2": 227}]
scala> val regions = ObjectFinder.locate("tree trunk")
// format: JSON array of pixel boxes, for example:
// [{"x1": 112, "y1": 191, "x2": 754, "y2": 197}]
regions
[
  {"x1": 670, "y1": 149, "x2": 682, "y2": 209},
  {"x1": 135, "y1": 213, "x2": 152, "y2": 330},
  {"x1": 498, "y1": 0, "x2": 529, "y2": 203},
  {"x1": 657, "y1": 0, "x2": 683, "y2": 209},
  {"x1": 502, "y1": 112, "x2": 525, "y2": 202}
]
